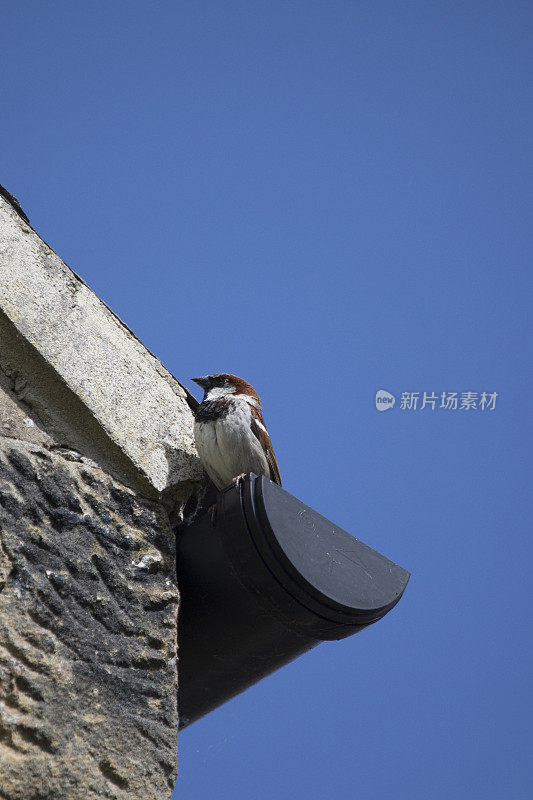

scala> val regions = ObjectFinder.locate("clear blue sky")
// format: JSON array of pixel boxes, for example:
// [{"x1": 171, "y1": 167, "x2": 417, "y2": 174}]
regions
[{"x1": 2, "y1": 3, "x2": 531, "y2": 798}]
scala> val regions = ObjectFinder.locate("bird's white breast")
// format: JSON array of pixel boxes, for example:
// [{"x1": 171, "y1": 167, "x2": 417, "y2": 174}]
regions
[{"x1": 194, "y1": 395, "x2": 270, "y2": 490}]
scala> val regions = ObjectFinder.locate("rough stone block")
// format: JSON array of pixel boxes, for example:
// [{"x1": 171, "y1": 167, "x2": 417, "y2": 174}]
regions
[
  {"x1": 0, "y1": 439, "x2": 179, "y2": 799},
  {"x1": 0, "y1": 192, "x2": 203, "y2": 494}
]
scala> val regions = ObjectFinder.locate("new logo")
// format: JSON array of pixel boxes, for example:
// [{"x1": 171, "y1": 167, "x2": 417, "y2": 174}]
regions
[{"x1": 375, "y1": 389, "x2": 396, "y2": 411}]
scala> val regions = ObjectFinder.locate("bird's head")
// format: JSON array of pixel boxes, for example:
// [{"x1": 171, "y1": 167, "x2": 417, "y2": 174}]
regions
[{"x1": 191, "y1": 373, "x2": 260, "y2": 403}]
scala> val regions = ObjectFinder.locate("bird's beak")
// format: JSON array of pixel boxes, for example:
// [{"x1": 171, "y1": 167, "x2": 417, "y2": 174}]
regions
[{"x1": 191, "y1": 376, "x2": 209, "y2": 389}]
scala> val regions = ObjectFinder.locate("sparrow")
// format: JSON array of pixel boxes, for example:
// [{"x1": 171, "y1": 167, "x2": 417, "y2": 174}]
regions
[{"x1": 191, "y1": 373, "x2": 282, "y2": 491}]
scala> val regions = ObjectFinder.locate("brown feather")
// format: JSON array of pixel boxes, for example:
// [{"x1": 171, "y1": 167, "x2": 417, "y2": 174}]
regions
[
  {"x1": 226, "y1": 375, "x2": 261, "y2": 402},
  {"x1": 249, "y1": 405, "x2": 282, "y2": 486}
]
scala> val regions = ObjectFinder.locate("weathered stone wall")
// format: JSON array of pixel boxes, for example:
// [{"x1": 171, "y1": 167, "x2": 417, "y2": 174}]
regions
[
  {"x1": 0, "y1": 187, "x2": 205, "y2": 798},
  {"x1": 0, "y1": 438, "x2": 178, "y2": 799}
]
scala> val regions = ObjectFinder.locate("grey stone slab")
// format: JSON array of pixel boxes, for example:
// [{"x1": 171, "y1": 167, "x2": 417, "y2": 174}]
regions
[{"x1": 0, "y1": 194, "x2": 203, "y2": 493}]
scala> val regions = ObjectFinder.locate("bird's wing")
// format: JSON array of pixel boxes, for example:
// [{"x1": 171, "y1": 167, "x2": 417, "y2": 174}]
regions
[{"x1": 249, "y1": 405, "x2": 282, "y2": 486}]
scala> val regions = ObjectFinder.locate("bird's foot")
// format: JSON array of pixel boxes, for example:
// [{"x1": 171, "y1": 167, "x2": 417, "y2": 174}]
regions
[
  {"x1": 232, "y1": 473, "x2": 247, "y2": 488},
  {"x1": 208, "y1": 503, "x2": 218, "y2": 525}
]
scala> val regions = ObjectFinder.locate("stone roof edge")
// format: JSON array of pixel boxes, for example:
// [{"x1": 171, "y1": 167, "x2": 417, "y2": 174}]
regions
[{"x1": 0, "y1": 189, "x2": 203, "y2": 493}]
